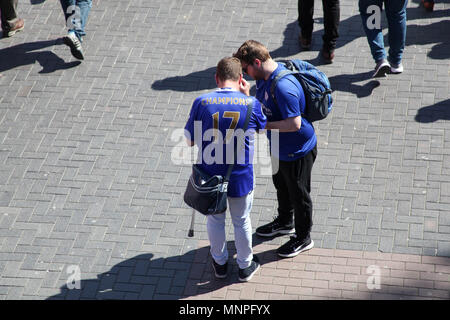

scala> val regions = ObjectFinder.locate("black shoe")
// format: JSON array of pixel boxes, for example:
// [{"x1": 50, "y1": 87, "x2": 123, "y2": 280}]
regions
[
  {"x1": 277, "y1": 236, "x2": 314, "y2": 258},
  {"x1": 238, "y1": 256, "x2": 260, "y2": 282},
  {"x1": 255, "y1": 217, "x2": 295, "y2": 237},
  {"x1": 321, "y1": 46, "x2": 335, "y2": 64},
  {"x1": 299, "y1": 34, "x2": 312, "y2": 50},
  {"x1": 63, "y1": 32, "x2": 84, "y2": 60},
  {"x1": 212, "y1": 260, "x2": 228, "y2": 279}
]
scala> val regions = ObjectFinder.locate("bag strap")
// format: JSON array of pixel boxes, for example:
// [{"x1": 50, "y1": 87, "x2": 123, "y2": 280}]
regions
[
  {"x1": 223, "y1": 99, "x2": 254, "y2": 182},
  {"x1": 270, "y1": 68, "x2": 298, "y2": 108}
]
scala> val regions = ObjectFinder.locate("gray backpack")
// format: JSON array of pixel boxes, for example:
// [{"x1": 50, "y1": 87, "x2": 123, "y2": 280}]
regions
[{"x1": 271, "y1": 59, "x2": 333, "y2": 122}]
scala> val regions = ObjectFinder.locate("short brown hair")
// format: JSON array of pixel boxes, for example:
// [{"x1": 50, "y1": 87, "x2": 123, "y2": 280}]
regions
[
  {"x1": 233, "y1": 40, "x2": 271, "y2": 64},
  {"x1": 216, "y1": 57, "x2": 242, "y2": 82}
]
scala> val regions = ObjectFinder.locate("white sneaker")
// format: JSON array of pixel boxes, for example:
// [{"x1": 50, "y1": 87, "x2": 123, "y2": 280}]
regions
[
  {"x1": 63, "y1": 32, "x2": 84, "y2": 60},
  {"x1": 390, "y1": 62, "x2": 404, "y2": 74},
  {"x1": 373, "y1": 59, "x2": 390, "y2": 78}
]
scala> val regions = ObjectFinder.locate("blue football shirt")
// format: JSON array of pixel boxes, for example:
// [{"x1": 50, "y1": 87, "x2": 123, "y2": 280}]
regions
[
  {"x1": 256, "y1": 63, "x2": 317, "y2": 161},
  {"x1": 184, "y1": 88, "x2": 267, "y2": 197}
]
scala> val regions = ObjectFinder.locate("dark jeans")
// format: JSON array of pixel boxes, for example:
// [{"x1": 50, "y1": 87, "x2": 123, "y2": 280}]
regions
[
  {"x1": 298, "y1": 0, "x2": 340, "y2": 50},
  {"x1": 272, "y1": 145, "x2": 317, "y2": 240},
  {"x1": 0, "y1": 0, "x2": 19, "y2": 31}
]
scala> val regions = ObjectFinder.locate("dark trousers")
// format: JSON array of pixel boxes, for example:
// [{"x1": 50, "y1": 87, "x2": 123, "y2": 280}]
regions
[
  {"x1": 298, "y1": 0, "x2": 340, "y2": 50},
  {"x1": 0, "y1": 0, "x2": 18, "y2": 31},
  {"x1": 272, "y1": 145, "x2": 317, "y2": 240}
]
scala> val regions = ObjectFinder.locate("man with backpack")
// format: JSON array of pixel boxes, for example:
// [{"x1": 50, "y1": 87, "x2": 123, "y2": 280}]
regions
[{"x1": 234, "y1": 40, "x2": 327, "y2": 258}]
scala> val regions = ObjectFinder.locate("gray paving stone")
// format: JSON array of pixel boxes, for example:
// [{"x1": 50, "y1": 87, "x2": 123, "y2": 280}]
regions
[{"x1": 0, "y1": 0, "x2": 448, "y2": 300}]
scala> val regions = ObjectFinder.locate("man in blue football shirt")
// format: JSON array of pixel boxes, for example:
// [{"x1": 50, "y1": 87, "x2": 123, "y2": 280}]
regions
[
  {"x1": 184, "y1": 57, "x2": 267, "y2": 281},
  {"x1": 234, "y1": 40, "x2": 317, "y2": 258}
]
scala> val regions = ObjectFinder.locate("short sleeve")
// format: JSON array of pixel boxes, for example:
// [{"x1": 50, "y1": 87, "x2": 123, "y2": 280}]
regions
[
  {"x1": 274, "y1": 75, "x2": 305, "y2": 119},
  {"x1": 184, "y1": 98, "x2": 201, "y2": 140}
]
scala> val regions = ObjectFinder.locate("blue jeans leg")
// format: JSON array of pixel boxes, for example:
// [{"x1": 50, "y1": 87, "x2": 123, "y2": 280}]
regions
[
  {"x1": 59, "y1": 0, "x2": 92, "y2": 41},
  {"x1": 359, "y1": 0, "x2": 386, "y2": 63},
  {"x1": 385, "y1": 0, "x2": 408, "y2": 66}
]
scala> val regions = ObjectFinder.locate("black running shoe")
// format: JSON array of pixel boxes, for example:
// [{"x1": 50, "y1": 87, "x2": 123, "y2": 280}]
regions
[
  {"x1": 255, "y1": 217, "x2": 295, "y2": 237},
  {"x1": 238, "y1": 256, "x2": 260, "y2": 282},
  {"x1": 212, "y1": 260, "x2": 228, "y2": 279},
  {"x1": 277, "y1": 236, "x2": 314, "y2": 258}
]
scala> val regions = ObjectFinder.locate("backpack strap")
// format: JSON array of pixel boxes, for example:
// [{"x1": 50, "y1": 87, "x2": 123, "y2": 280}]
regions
[
  {"x1": 223, "y1": 99, "x2": 254, "y2": 183},
  {"x1": 270, "y1": 69, "x2": 297, "y2": 108},
  {"x1": 270, "y1": 61, "x2": 332, "y2": 107}
]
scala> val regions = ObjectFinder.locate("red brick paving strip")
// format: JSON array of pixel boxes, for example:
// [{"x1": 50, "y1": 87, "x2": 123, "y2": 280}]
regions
[{"x1": 183, "y1": 241, "x2": 450, "y2": 300}]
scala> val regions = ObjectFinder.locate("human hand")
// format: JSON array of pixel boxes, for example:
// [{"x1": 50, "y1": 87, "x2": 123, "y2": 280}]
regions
[{"x1": 239, "y1": 78, "x2": 250, "y2": 96}]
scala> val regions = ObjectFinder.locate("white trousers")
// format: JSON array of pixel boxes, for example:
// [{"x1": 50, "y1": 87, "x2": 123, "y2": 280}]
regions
[{"x1": 207, "y1": 191, "x2": 254, "y2": 269}]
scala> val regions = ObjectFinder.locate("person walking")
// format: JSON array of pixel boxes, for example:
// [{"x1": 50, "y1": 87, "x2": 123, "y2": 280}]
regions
[
  {"x1": 234, "y1": 40, "x2": 317, "y2": 258},
  {"x1": 0, "y1": 0, "x2": 24, "y2": 38},
  {"x1": 359, "y1": 0, "x2": 408, "y2": 77},
  {"x1": 59, "y1": 0, "x2": 92, "y2": 60},
  {"x1": 184, "y1": 57, "x2": 267, "y2": 281},
  {"x1": 298, "y1": 0, "x2": 340, "y2": 63}
]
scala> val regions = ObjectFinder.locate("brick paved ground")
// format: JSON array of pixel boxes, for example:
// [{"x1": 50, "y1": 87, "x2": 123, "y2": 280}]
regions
[{"x1": 0, "y1": 0, "x2": 449, "y2": 300}]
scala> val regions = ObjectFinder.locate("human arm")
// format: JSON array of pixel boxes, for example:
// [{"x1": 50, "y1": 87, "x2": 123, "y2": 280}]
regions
[
  {"x1": 265, "y1": 116, "x2": 301, "y2": 132},
  {"x1": 265, "y1": 76, "x2": 304, "y2": 132}
]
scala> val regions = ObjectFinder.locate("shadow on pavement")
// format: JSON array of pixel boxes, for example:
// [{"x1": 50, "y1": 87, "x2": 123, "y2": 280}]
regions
[
  {"x1": 328, "y1": 71, "x2": 380, "y2": 98},
  {"x1": 151, "y1": 66, "x2": 216, "y2": 92},
  {"x1": 0, "y1": 38, "x2": 80, "y2": 74},
  {"x1": 415, "y1": 99, "x2": 450, "y2": 123},
  {"x1": 45, "y1": 231, "x2": 444, "y2": 300},
  {"x1": 46, "y1": 236, "x2": 283, "y2": 300},
  {"x1": 150, "y1": 19, "x2": 337, "y2": 93},
  {"x1": 406, "y1": 19, "x2": 450, "y2": 60},
  {"x1": 151, "y1": 5, "x2": 448, "y2": 94},
  {"x1": 47, "y1": 252, "x2": 194, "y2": 300}
]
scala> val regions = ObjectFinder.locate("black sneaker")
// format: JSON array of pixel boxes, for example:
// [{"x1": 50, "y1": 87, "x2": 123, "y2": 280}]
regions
[
  {"x1": 277, "y1": 236, "x2": 314, "y2": 258},
  {"x1": 255, "y1": 217, "x2": 295, "y2": 237},
  {"x1": 238, "y1": 256, "x2": 260, "y2": 282},
  {"x1": 298, "y1": 34, "x2": 312, "y2": 50},
  {"x1": 63, "y1": 32, "x2": 84, "y2": 60},
  {"x1": 212, "y1": 260, "x2": 228, "y2": 279}
]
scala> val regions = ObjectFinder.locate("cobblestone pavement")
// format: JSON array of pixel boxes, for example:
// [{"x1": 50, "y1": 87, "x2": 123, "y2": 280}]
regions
[{"x1": 0, "y1": 0, "x2": 449, "y2": 300}]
